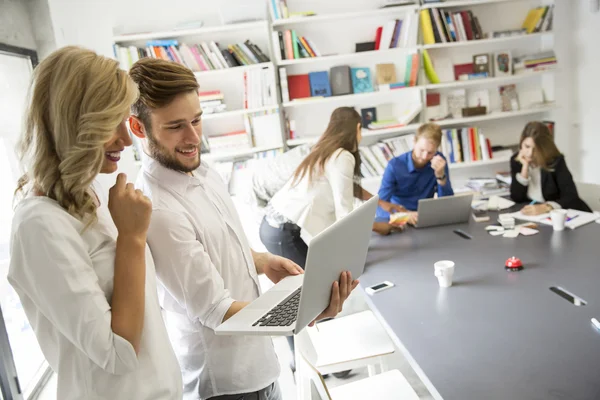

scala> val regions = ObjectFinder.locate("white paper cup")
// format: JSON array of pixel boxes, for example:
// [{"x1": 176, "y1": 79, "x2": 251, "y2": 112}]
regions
[
  {"x1": 550, "y1": 209, "x2": 568, "y2": 231},
  {"x1": 434, "y1": 260, "x2": 455, "y2": 288}
]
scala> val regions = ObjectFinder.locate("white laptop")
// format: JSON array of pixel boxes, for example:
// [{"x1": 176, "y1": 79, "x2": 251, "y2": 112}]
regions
[
  {"x1": 415, "y1": 193, "x2": 474, "y2": 228},
  {"x1": 215, "y1": 195, "x2": 379, "y2": 336}
]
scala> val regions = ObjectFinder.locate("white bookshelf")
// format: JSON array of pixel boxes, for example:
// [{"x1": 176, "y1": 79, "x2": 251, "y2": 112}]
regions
[
  {"x1": 113, "y1": 18, "x2": 286, "y2": 170},
  {"x1": 420, "y1": 0, "x2": 532, "y2": 10},
  {"x1": 287, "y1": 122, "x2": 421, "y2": 146},
  {"x1": 422, "y1": 67, "x2": 556, "y2": 90},
  {"x1": 278, "y1": 47, "x2": 419, "y2": 66}
]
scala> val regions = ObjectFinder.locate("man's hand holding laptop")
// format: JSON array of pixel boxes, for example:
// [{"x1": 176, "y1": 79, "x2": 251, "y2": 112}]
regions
[{"x1": 309, "y1": 270, "x2": 359, "y2": 327}]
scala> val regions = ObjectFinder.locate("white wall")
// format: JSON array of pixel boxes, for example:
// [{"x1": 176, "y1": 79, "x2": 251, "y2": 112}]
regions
[
  {"x1": 26, "y1": 0, "x2": 57, "y2": 60},
  {"x1": 572, "y1": 0, "x2": 600, "y2": 184},
  {"x1": 0, "y1": 0, "x2": 37, "y2": 49}
]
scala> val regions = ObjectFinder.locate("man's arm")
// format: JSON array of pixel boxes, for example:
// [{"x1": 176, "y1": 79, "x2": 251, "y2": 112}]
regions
[{"x1": 147, "y1": 209, "x2": 237, "y2": 329}]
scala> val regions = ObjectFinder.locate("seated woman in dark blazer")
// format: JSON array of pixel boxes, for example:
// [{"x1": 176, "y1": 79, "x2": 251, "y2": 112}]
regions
[{"x1": 511, "y1": 121, "x2": 591, "y2": 215}]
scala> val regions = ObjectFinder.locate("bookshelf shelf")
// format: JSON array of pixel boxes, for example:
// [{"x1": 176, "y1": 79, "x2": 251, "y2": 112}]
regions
[
  {"x1": 422, "y1": 31, "x2": 552, "y2": 50},
  {"x1": 277, "y1": 47, "x2": 419, "y2": 66},
  {"x1": 422, "y1": 68, "x2": 556, "y2": 91},
  {"x1": 420, "y1": 0, "x2": 526, "y2": 9},
  {"x1": 447, "y1": 155, "x2": 511, "y2": 170},
  {"x1": 271, "y1": 6, "x2": 418, "y2": 27},
  {"x1": 282, "y1": 87, "x2": 419, "y2": 108},
  {"x1": 113, "y1": 21, "x2": 268, "y2": 43},
  {"x1": 435, "y1": 105, "x2": 557, "y2": 127},
  {"x1": 193, "y1": 62, "x2": 273, "y2": 78},
  {"x1": 202, "y1": 105, "x2": 280, "y2": 121},
  {"x1": 202, "y1": 145, "x2": 282, "y2": 162},
  {"x1": 287, "y1": 122, "x2": 421, "y2": 146}
]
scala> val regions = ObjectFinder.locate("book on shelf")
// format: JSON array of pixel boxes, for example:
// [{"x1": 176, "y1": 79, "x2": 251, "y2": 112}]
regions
[
  {"x1": 498, "y1": 84, "x2": 519, "y2": 112},
  {"x1": 199, "y1": 90, "x2": 227, "y2": 114},
  {"x1": 440, "y1": 127, "x2": 493, "y2": 166},
  {"x1": 513, "y1": 51, "x2": 557, "y2": 74},
  {"x1": 308, "y1": 71, "x2": 332, "y2": 97},
  {"x1": 113, "y1": 39, "x2": 269, "y2": 71},
  {"x1": 351, "y1": 68, "x2": 374, "y2": 93},
  {"x1": 269, "y1": 0, "x2": 290, "y2": 20},
  {"x1": 420, "y1": 7, "x2": 483, "y2": 45},
  {"x1": 207, "y1": 129, "x2": 252, "y2": 153},
  {"x1": 278, "y1": 67, "x2": 290, "y2": 103},
  {"x1": 243, "y1": 65, "x2": 278, "y2": 109},
  {"x1": 522, "y1": 5, "x2": 554, "y2": 34},
  {"x1": 274, "y1": 29, "x2": 320, "y2": 61},
  {"x1": 374, "y1": 12, "x2": 419, "y2": 49}
]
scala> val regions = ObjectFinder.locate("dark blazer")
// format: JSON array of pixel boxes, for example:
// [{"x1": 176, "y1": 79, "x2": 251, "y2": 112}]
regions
[{"x1": 510, "y1": 153, "x2": 591, "y2": 212}]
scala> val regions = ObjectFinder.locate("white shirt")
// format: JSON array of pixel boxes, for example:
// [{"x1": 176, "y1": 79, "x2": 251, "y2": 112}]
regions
[
  {"x1": 136, "y1": 156, "x2": 280, "y2": 400},
  {"x1": 270, "y1": 148, "x2": 356, "y2": 242},
  {"x1": 8, "y1": 195, "x2": 182, "y2": 400},
  {"x1": 516, "y1": 167, "x2": 561, "y2": 209}
]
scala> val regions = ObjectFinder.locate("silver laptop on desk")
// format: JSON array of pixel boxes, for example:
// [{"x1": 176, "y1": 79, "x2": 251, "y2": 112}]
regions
[
  {"x1": 415, "y1": 193, "x2": 474, "y2": 228},
  {"x1": 215, "y1": 195, "x2": 379, "y2": 336}
]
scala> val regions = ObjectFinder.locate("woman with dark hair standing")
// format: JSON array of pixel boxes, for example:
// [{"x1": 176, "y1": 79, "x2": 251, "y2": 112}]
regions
[
  {"x1": 260, "y1": 107, "x2": 404, "y2": 269},
  {"x1": 511, "y1": 121, "x2": 591, "y2": 215}
]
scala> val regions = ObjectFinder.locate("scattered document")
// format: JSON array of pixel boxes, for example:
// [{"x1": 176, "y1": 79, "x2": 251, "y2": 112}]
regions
[
  {"x1": 507, "y1": 209, "x2": 598, "y2": 230},
  {"x1": 519, "y1": 227, "x2": 539, "y2": 236},
  {"x1": 473, "y1": 196, "x2": 515, "y2": 211},
  {"x1": 502, "y1": 230, "x2": 520, "y2": 238}
]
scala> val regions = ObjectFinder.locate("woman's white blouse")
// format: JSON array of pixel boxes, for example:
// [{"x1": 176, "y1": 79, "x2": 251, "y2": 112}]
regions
[{"x1": 8, "y1": 196, "x2": 182, "y2": 400}]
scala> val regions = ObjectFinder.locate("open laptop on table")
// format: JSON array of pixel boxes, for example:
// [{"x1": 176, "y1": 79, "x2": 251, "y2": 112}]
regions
[
  {"x1": 415, "y1": 193, "x2": 474, "y2": 228},
  {"x1": 215, "y1": 195, "x2": 379, "y2": 336}
]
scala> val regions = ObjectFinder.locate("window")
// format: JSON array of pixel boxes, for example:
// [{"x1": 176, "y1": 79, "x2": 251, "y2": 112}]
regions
[{"x1": 0, "y1": 45, "x2": 50, "y2": 399}]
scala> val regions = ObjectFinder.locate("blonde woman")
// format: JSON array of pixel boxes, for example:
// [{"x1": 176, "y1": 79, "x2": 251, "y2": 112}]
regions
[{"x1": 8, "y1": 47, "x2": 182, "y2": 399}]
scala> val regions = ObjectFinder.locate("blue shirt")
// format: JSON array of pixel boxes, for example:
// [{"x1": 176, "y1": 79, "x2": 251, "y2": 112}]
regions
[{"x1": 376, "y1": 151, "x2": 454, "y2": 220}]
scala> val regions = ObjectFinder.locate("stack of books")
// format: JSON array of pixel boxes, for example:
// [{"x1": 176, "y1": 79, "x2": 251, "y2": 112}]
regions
[
  {"x1": 440, "y1": 127, "x2": 493, "y2": 165},
  {"x1": 275, "y1": 30, "x2": 321, "y2": 60},
  {"x1": 420, "y1": 7, "x2": 483, "y2": 45},
  {"x1": 113, "y1": 39, "x2": 269, "y2": 71},
  {"x1": 207, "y1": 130, "x2": 252, "y2": 153},
  {"x1": 513, "y1": 51, "x2": 557, "y2": 75},
  {"x1": 359, "y1": 134, "x2": 416, "y2": 178},
  {"x1": 199, "y1": 90, "x2": 226, "y2": 114}
]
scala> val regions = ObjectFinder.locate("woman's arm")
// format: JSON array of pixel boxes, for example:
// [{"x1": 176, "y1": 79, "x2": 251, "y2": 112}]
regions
[{"x1": 549, "y1": 156, "x2": 583, "y2": 210}]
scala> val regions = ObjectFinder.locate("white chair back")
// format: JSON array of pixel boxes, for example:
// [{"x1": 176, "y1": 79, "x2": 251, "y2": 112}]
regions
[
  {"x1": 576, "y1": 182, "x2": 600, "y2": 212},
  {"x1": 296, "y1": 327, "x2": 332, "y2": 400}
]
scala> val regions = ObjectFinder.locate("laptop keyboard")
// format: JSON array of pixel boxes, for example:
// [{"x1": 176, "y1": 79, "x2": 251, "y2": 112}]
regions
[{"x1": 253, "y1": 288, "x2": 302, "y2": 327}]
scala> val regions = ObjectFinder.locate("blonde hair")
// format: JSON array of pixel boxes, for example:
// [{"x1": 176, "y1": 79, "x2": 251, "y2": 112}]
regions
[
  {"x1": 15, "y1": 46, "x2": 138, "y2": 224},
  {"x1": 415, "y1": 123, "x2": 442, "y2": 146}
]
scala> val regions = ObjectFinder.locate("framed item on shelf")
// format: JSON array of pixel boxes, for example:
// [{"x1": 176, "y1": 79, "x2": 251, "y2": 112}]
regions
[
  {"x1": 360, "y1": 107, "x2": 377, "y2": 128},
  {"x1": 499, "y1": 84, "x2": 519, "y2": 112},
  {"x1": 493, "y1": 51, "x2": 512, "y2": 77},
  {"x1": 473, "y1": 53, "x2": 490, "y2": 74}
]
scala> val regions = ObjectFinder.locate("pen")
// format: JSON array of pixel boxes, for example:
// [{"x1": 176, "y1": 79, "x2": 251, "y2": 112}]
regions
[
  {"x1": 566, "y1": 215, "x2": 579, "y2": 222},
  {"x1": 592, "y1": 318, "x2": 600, "y2": 331},
  {"x1": 529, "y1": 200, "x2": 537, "y2": 205}
]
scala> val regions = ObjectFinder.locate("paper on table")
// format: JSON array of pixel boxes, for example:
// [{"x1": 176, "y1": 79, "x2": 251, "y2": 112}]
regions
[
  {"x1": 489, "y1": 230, "x2": 505, "y2": 236},
  {"x1": 503, "y1": 230, "x2": 520, "y2": 238},
  {"x1": 486, "y1": 196, "x2": 515, "y2": 211},
  {"x1": 519, "y1": 227, "x2": 539, "y2": 236},
  {"x1": 485, "y1": 225, "x2": 503, "y2": 231}
]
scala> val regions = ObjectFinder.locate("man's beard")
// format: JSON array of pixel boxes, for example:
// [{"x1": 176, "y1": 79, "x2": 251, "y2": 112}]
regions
[{"x1": 147, "y1": 133, "x2": 201, "y2": 173}]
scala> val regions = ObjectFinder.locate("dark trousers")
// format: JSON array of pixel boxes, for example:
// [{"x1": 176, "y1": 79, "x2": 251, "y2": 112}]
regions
[
  {"x1": 259, "y1": 217, "x2": 308, "y2": 269},
  {"x1": 259, "y1": 217, "x2": 308, "y2": 364}
]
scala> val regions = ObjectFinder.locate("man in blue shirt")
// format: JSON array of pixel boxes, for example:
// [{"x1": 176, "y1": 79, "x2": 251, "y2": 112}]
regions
[{"x1": 377, "y1": 123, "x2": 454, "y2": 225}]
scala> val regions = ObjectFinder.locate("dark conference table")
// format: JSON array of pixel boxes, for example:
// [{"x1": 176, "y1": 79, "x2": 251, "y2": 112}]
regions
[{"x1": 360, "y1": 210, "x2": 600, "y2": 400}]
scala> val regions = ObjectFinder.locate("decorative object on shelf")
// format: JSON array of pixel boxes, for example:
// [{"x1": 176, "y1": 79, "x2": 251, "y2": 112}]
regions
[
  {"x1": 375, "y1": 63, "x2": 397, "y2": 85},
  {"x1": 461, "y1": 107, "x2": 486, "y2": 117},
  {"x1": 453, "y1": 63, "x2": 474, "y2": 81},
  {"x1": 493, "y1": 50, "x2": 512, "y2": 77},
  {"x1": 499, "y1": 84, "x2": 519, "y2": 112},
  {"x1": 423, "y1": 49, "x2": 440, "y2": 84},
  {"x1": 426, "y1": 92, "x2": 442, "y2": 120},
  {"x1": 447, "y1": 89, "x2": 467, "y2": 119},
  {"x1": 473, "y1": 53, "x2": 490, "y2": 75},
  {"x1": 360, "y1": 107, "x2": 377, "y2": 129},
  {"x1": 468, "y1": 89, "x2": 490, "y2": 114}
]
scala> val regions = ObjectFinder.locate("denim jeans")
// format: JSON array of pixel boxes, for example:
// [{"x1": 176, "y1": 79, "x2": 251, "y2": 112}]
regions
[{"x1": 259, "y1": 217, "x2": 308, "y2": 269}]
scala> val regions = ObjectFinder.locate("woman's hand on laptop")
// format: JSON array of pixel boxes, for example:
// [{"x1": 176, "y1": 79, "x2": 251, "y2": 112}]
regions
[
  {"x1": 309, "y1": 271, "x2": 359, "y2": 327},
  {"x1": 257, "y1": 253, "x2": 304, "y2": 284}
]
